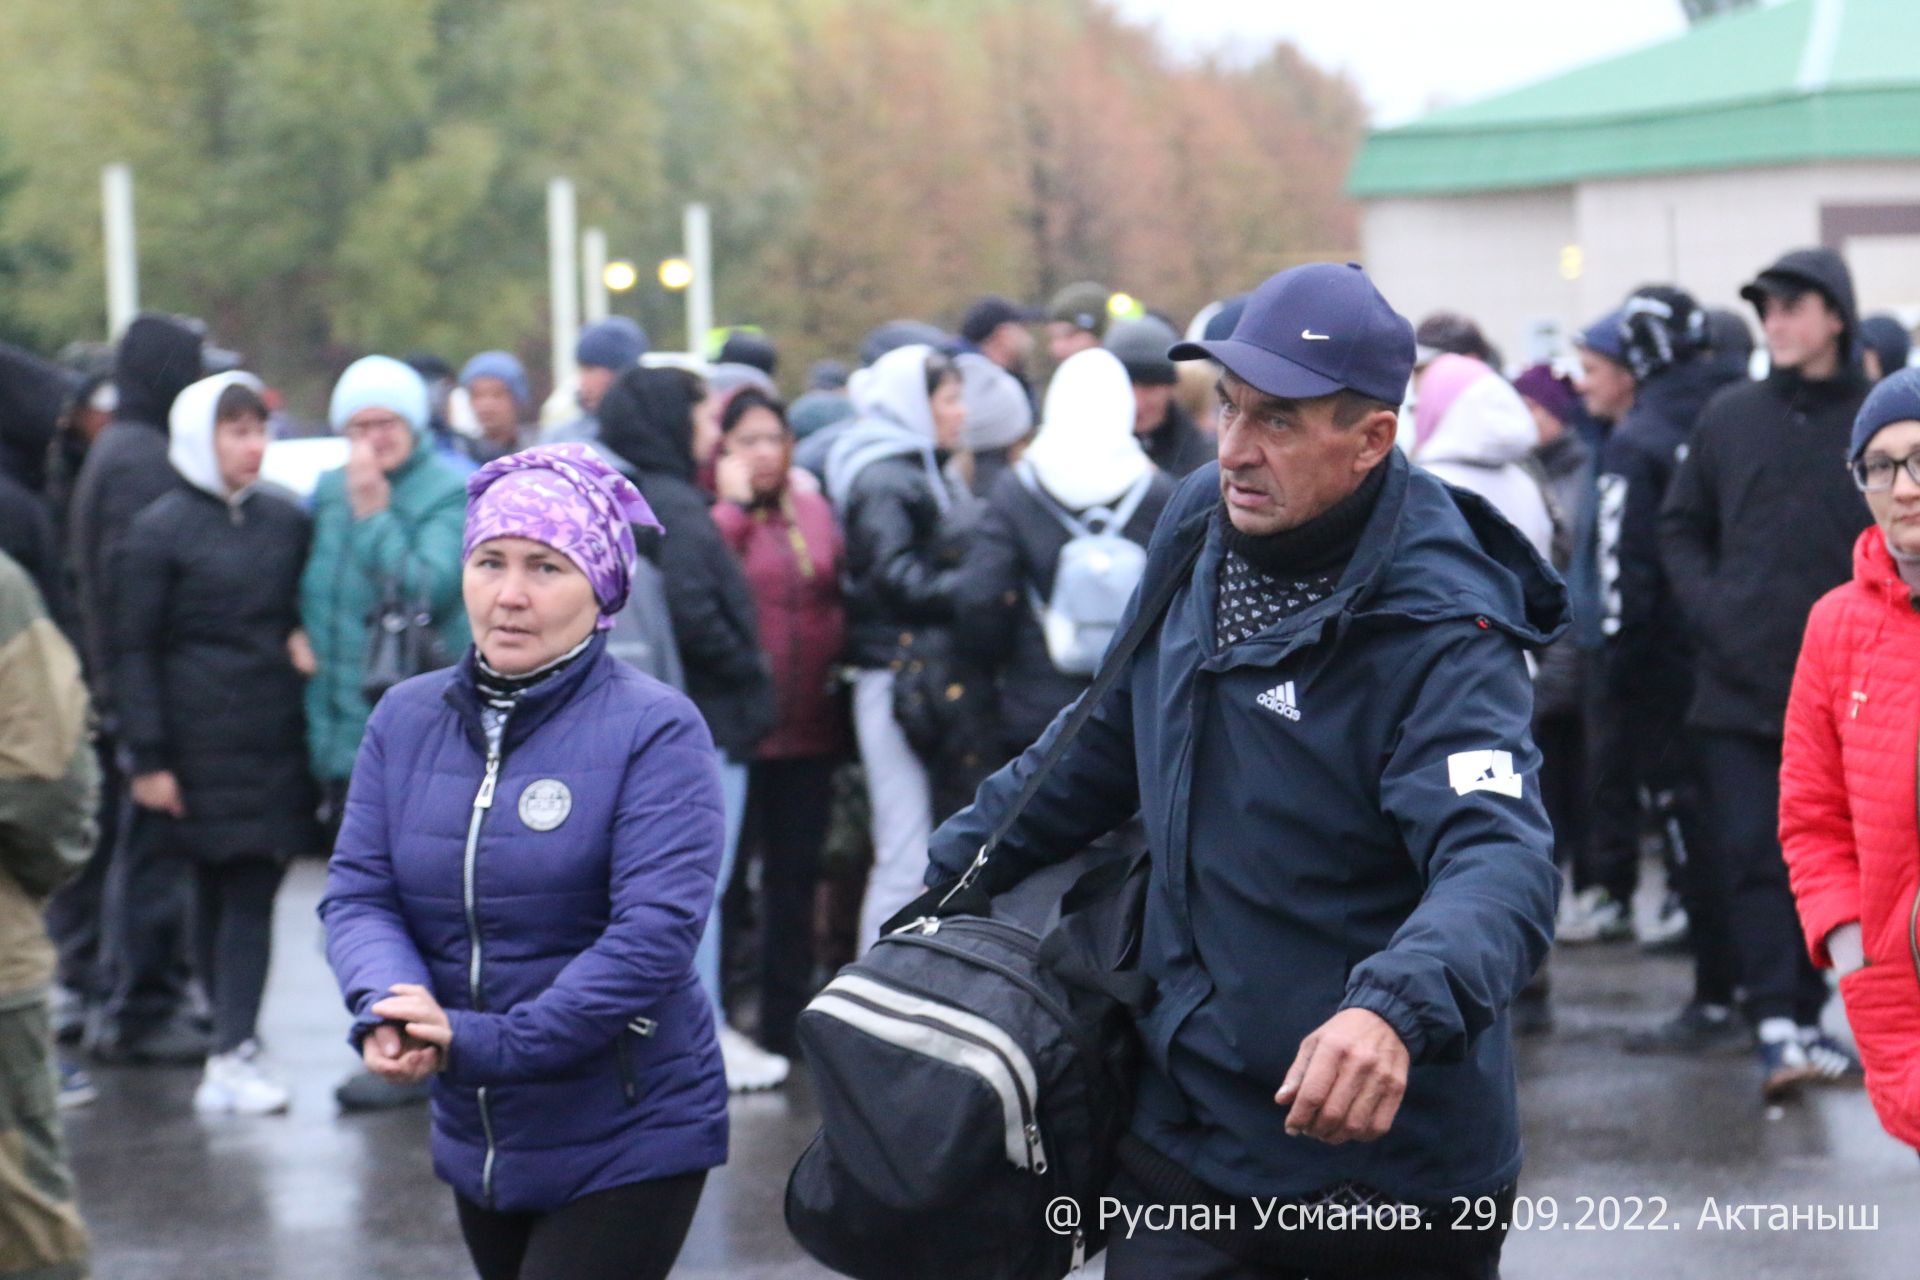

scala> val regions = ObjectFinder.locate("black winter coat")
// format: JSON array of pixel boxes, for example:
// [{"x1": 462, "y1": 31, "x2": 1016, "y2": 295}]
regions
[
  {"x1": 1529, "y1": 431, "x2": 1591, "y2": 721},
  {"x1": 598, "y1": 367, "x2": 774, "y2": 759},
  {"x1": 113, "y1": 486, "x2": 318, "y2": 861},
  {"x1": 954, "y1": 465, "x2": 1175, "y2": 760},
  {"x1": 1661, "y1": 366, "x2": 1870, "y2": 736},
  {"x1": 65, "y1": 315, "x2": 203, "y2": 708},
  {"x1": 1595, "y1": 357, "x2": 1737, "y2": 707},
  {"x1": 839, "y1": 453, "x2": 966, "y2": 669},
  {"x1": 0, "y1": 469, "x2": 60, "y2": 617},
  {"x1": 1140, "y1": 402, "x2": 1215, "y2": 478}
]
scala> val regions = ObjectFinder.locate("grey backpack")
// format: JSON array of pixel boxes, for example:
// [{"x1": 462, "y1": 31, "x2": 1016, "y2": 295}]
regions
[{"x1": 1016, "y1": 462, "x2": 1153, "y2": 677}]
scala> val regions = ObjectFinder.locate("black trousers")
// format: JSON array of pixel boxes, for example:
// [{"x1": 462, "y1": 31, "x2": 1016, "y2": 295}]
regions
[
  {"x1": 1535, "y1": 708, "x2": 1593, "y2": 892},
  {"x1": 97, "y1": 797, "x2": 194, "y2": 1039},
  {"x1": 1695, "y1": 730, "x2": 1829, "y2": 1025},
  {"x1": 740, "y1": 756, "x2": 837, "y2": 1053},
  {"x1": 454, "y1": 1171, "x2": 706, "y2": 1280},
  {"x1": 192, "y1": 858, "x2": 286, "y2": 1053},
  {"x1": 1588, "y1": 676, "x2": 1738, "y2": 1007},
  {"x1": 45, "y1": 736, "x2": 126, "y2": 1004}
]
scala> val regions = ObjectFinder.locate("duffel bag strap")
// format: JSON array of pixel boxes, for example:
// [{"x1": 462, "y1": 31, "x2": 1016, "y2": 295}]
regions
[{"x1": 936, "y1": 533, "x2": 1206, "y2": 910}]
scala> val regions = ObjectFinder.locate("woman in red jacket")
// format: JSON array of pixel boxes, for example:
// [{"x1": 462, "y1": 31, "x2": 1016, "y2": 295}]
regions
[
  {"x1": 1781, "y1": 367, "x2": 1920, "y2": 1150},
  {"x1": 712, "y1": 389, "x2": 848, "y2": 1056}
]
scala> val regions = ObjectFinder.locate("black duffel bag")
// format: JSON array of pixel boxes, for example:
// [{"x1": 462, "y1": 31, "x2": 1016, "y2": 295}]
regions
[{"x1": 785, "y1": 539, "x2": 1201, "y2": 1280}]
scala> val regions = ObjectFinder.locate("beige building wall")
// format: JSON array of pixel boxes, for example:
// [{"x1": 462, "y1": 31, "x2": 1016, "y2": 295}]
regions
[
  {"x1": 1359, "y1": 188, "x2": 1578, "y2": 368},
  {"x1": 1361, "y1": 161, "x2": 1920, "y2": 369},
  {"x1": 1576, "y1": 162, "x2": 1920, "y2": 323}
]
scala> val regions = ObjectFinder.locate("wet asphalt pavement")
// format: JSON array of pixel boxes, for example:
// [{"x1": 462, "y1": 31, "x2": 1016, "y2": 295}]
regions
[{"x1": 64, "y1": 861, "x2": 1917, "y2": 1279}]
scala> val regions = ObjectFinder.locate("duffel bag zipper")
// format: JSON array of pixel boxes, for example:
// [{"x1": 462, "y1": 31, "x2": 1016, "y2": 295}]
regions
[
  {"x1": 809, "y1": 973, "x2": 1048, "y2": 1174},
  {"x1": 881, "y1": 926, "x2": 1098, "y2": 1064}
]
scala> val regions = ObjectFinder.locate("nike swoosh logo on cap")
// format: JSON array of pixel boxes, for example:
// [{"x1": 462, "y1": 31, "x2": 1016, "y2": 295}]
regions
[{"x1": 1301, "y1": 329, "x2": 1331, "y2": 341}]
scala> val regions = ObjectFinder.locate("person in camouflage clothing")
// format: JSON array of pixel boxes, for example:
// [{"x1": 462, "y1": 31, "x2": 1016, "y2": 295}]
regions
[{"x1": 0, "y1": 548, "x2": 98, "y2": 1280}]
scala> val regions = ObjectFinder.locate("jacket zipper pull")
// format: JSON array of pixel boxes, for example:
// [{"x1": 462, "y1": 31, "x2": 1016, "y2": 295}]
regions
[
  {"x1": 1851, "y1": 690, "x2": 1868, "y2": 720},
  {"x1": 475, "y1": 756, "x2": 501, "y2": 809}
]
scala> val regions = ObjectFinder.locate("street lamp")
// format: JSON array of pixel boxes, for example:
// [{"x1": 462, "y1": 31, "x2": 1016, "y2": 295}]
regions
[
  {"x1": 658, "y1": 257, "x2": 694, "y2": 291},
  {"x1": 603, "y1": 259, "x2": 639, "y2": 293}
]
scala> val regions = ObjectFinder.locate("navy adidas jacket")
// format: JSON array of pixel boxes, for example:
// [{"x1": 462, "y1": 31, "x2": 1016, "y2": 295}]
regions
[
  {"x1": 320, "y1": 635, "x2": 729, "y2": 1213},
  {"x1": 928, "y1": 450, "x2": 1566, "y2": 1202}
]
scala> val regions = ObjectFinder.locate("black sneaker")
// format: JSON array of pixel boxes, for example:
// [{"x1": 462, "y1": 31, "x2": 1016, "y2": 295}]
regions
[
  {"x1": 1759, "y1": 1033, "x2": 1817, "y2": 1101},
  {"x1": 1624, "y1": 1001, "x2": 1748, "y2": 1055},
  {"x1": 89, "y1": 1016, "x2": 210, "y2": 1066},
  {"x1": 335, "y1": 1069, "x2": 431, "y2": 1112}
]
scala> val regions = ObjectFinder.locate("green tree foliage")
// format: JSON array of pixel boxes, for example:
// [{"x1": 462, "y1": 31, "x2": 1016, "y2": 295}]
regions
[{"x1": 0, "y1": 0, "x2": 1363, "y2": 407}]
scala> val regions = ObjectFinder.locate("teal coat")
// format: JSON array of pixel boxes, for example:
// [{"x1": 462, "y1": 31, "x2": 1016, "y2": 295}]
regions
[{"x1": 299, "y1": 442, "x2": 471, "y2": 783}]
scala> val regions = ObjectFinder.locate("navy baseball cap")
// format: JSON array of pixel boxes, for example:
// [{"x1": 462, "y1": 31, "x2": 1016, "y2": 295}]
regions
[
  {"x1": 1575, "y1": 309, "x2": 1628, "y2": 364},
  {"x1": 1169, "y1": 262, "x2": 1414, "y2": 404}
]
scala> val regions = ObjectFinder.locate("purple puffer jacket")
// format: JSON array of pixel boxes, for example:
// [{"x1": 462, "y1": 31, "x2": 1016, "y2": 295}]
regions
[{"x1": 319, "y1": 634, "x2": 728, "y2": 1213}]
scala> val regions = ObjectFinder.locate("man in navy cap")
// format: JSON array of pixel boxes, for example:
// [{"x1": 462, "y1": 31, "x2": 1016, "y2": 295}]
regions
[{"x1": 930, "y1": 262, "x2": 1564, "y2": 1277}]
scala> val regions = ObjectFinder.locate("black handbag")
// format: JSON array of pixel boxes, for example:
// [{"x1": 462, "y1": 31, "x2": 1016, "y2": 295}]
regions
[
  {"x1": 361, "y1": 573, "x2": 452, "y2": 705},
  {"x1": 785, "y1": 536, "x2": 1202, "y2": 1280},
  {"x1": 888, "y1": 626, "x2": 963, "y2": 760}
]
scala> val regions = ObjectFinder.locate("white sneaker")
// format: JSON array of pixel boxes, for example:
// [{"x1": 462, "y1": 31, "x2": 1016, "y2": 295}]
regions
[
  {"x1": 719, "y1": 1024, "x2": 790, "y2": 1093},
  {"x1": 1637, "y1": 890, "x2": 1689, "y2": 947},
  {"x1": 194, "y1": 1040, "x2": 291, "y2": 1116},
  {"x1": 1557, "y1": 887, "x2": 1631, "y2": 944}
]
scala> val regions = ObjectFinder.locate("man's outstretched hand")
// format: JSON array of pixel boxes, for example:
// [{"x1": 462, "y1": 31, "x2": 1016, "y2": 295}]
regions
[{"x1": 1274, "y1": 1007, "x2": 1409, "y2": 1145}]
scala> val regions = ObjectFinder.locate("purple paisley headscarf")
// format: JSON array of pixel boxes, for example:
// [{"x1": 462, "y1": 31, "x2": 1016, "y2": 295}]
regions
[{"x1": 464, "y1": 444, "x2": 663, "y2": 631}]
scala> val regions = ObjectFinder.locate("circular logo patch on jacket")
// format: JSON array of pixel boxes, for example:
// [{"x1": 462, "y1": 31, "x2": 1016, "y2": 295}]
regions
[{"x1": 518, "y1": 780, "x2": 572, "y2": 832}]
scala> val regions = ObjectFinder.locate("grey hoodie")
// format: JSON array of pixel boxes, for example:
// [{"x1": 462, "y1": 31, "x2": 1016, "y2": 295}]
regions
[{"x1": 825, "y1": 343, "x2": 952, "y2": 512}]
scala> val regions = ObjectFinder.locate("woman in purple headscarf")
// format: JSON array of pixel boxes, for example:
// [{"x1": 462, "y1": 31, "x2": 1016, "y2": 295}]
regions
[{"x1": 320, "y1": 444, "x2": 729, "y2": 1280}]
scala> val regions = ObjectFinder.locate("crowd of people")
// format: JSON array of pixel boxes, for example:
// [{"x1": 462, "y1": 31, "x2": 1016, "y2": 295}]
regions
[{"x1": 1, "y1": 243, "x2": 1917, "y2": 1277}]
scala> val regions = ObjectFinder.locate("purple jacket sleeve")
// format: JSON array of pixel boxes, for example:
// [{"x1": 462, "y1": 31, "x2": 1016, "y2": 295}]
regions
[
  {"x1": 317, "y1": 708, "x2": 435, "y2": 1048},
  {"x1": 442, "y1": 701, "x2": 724, "y2": 1086}
]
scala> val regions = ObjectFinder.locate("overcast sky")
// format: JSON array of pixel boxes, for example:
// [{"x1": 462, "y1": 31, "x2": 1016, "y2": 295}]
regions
[{"x1": 1108, "y1": 0, "x2": 1692, "y2": 126}]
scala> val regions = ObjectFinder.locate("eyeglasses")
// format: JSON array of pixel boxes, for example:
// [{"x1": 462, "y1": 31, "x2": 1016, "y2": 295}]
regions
[{"x1": 1850, "y1": 453, "x2": 1920, "y2": 493}]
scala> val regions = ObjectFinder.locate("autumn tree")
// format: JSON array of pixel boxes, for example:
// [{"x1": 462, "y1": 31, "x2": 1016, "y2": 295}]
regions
[{"x1": 0, "y1": 0, "x2": 1366, "y2": 409}]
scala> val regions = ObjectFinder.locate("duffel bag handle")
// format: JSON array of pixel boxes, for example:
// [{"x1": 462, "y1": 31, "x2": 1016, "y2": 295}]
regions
[{"x1": 1035, "y1": 846, "x2": 1157, "y2": 1014}]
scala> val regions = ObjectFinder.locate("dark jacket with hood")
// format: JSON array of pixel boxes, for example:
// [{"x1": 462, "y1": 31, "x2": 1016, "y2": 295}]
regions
[
  {"x1": 929, "y1": 451, "x2": 1566, "y2": 1203},
  {"x1": 955, "y1": 464, "x2": 1175, "y2": 761},
  {"x1": 598, "y1": 366, "x2": 773, "y2": 759},
  {"x1": 1595, "y1": 354, "x2": 1741, "y2": 707},
  {"x1": 113, "y1": 374, "x2": 316, "y2": 860},
  {"x1": 65, "y1": 315, "x2": 203, "y2": 709},
  {"x1": 1661, "y1": 247, "x2": 1871, "y2": 737},
  {"x1": 825, "y1": 345, "x2": 971, "y2": 670},
  {"x1": 0, "y1": 340, "x2": 77, "y2": 493},
  {"x1": 1140, "y1": 401, "x2": 1215, "y2": 478},
  {"x1": 0, "y1": 469, "x2": 59, "y2": 616}
]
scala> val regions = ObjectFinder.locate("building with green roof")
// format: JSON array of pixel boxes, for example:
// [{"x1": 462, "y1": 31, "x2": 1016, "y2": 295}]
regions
[{"x1": 1350, "y1": 0, "x2": 1920, "y2": 366}]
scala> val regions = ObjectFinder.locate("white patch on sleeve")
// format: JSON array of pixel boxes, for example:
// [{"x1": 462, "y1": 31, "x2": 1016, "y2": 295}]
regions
[{"x1": 1446, "y1": 750, "x2": 1524, "y2": 799}]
